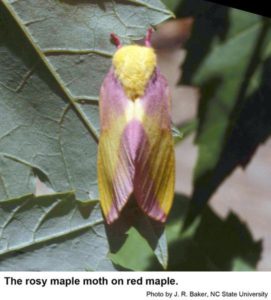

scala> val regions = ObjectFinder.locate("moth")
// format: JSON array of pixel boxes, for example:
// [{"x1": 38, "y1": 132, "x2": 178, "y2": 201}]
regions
[{"x1": 97, "y1": 29, "x2": 175, "y2": 224}]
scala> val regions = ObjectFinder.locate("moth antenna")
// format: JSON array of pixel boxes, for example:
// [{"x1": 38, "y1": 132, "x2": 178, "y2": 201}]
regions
[
  {"x1": 111, "y1": 33, "x2": 121, "y2": 48},
  {"x1": 145, "y1": 28, "x2": 153, "y2": 47}
]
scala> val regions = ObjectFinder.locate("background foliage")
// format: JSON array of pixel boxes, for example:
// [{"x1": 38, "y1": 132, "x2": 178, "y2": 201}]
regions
[{"x1": 0, "y1": 0, "x2": 269, "y2": 270}]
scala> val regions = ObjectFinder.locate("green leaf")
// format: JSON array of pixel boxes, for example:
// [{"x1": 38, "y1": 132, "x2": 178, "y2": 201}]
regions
[
  {"x1": 0, "y1": 193, "x2": 115, "y2": 271},
  {"x1": 182, "y1": 4, "x2": 271, "y2": 222},
  {"x1": 110, "y1": 227, "x2": 161, "y2": 271},
  {"x1": 161, "y1": 0, "x2": 181, "y2": 12},
  {"x1": 232, "y1": 258, "x2": 255, "y2": 271},
  {"x1": 194, "y1": 10, "x2": 263, "y2": 184},
  {"x1": 0, "y1": 0, "x2": 172, "y2": 270},
  {"x1": 161, "y1": 194, "x2": 262, "y2": 271}
]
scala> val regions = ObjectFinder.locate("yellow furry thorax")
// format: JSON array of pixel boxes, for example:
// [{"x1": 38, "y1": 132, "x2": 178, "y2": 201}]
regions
[{"x1": 112, "y1": 45, "x2": 157, "y2": 99}]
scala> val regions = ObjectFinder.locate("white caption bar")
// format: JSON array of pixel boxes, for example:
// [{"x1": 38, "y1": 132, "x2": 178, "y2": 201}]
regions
[{"x1": 1, "y1": 272, "x2": 270, "y2": 300}]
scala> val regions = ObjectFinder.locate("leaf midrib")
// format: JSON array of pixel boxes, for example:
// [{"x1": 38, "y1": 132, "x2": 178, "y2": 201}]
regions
[
  {"x1": 1, "y1": 0, "x2": 99, "y2": 143},
  {"x1": 0, "y1": 218, "x2": 103, "y2": 256}
]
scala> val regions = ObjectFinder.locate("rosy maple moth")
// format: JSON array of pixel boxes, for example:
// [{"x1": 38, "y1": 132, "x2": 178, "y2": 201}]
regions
[{"x1": 97, "y1": 29, "x2": 175, "y2": 224}]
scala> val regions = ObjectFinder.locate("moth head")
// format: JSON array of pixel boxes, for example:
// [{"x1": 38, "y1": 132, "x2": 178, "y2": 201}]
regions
[{"x1": 111, "y1": 29, "x2": 157, "y2": 100}]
